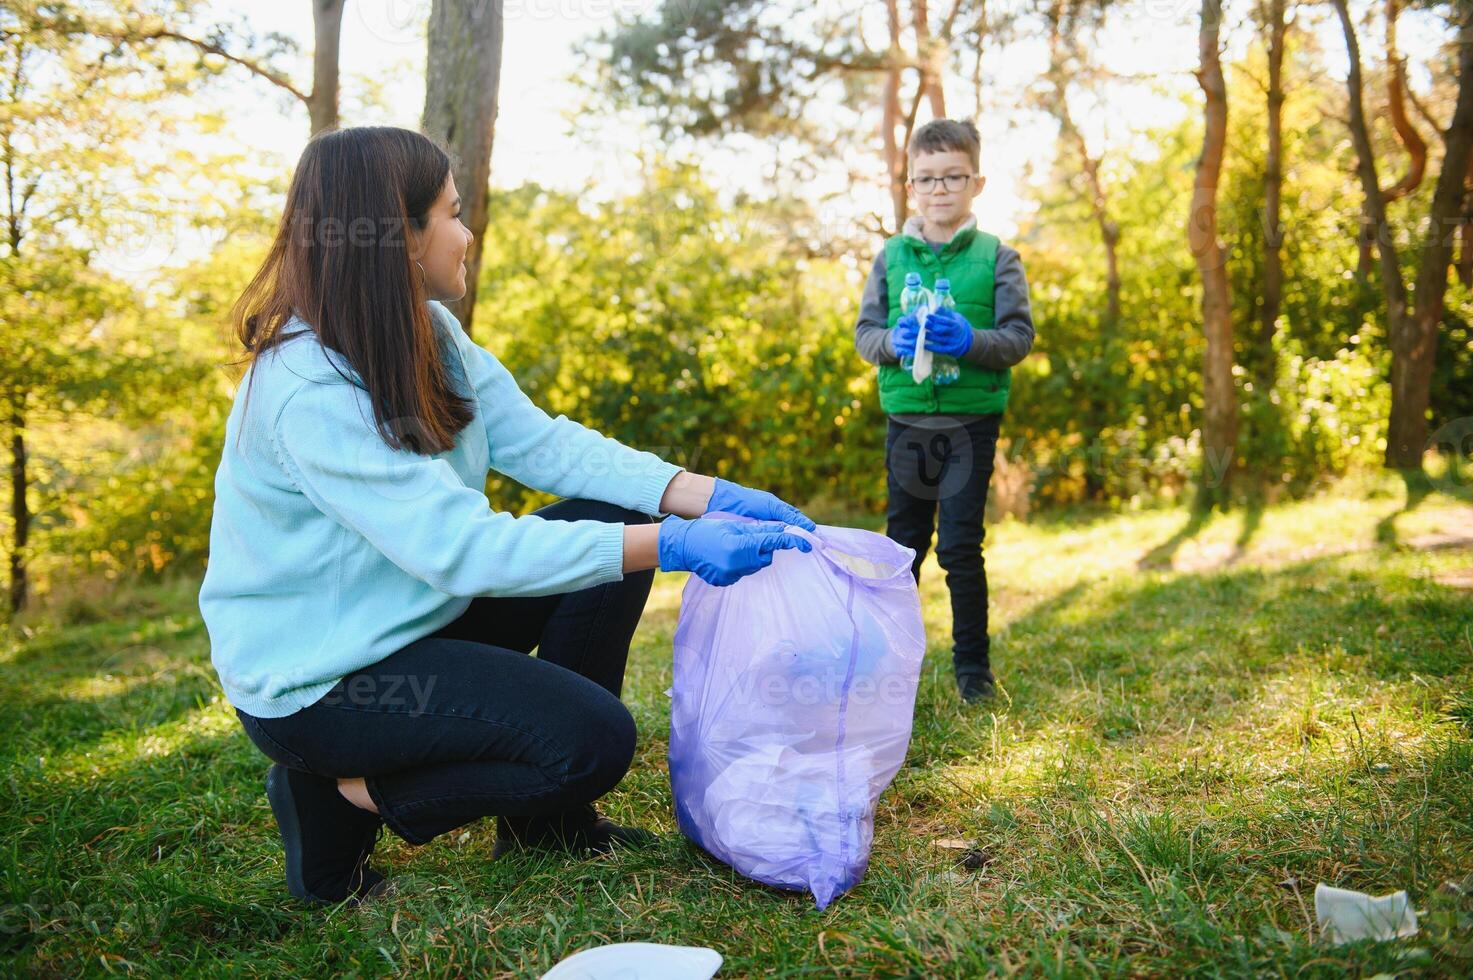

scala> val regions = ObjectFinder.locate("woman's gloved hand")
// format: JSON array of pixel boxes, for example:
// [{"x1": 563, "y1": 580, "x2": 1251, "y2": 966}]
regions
[
  {"x1": 658, "y1": 517, "x2": 813, "y2": 586},
  {"x1": 890, "y1": 312, "x2": 921, "y2": 359},
  {"x1": 705, "y1": 478, "x2": 817, "y2": 531},
  {"x1": 922, "y1": 307, "x2": 974, "y2": 357}
]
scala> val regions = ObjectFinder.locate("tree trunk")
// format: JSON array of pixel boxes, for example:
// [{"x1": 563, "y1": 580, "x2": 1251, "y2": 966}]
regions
[
  {"x1": 1045, "y1": 5, "x2": 1121, "y2": 328},
  {"x1": 912, "y1": 0, "x2": 947, "y2": 117},
  {"x1": 1063, "y1": 115, "x2": 1120, "y2": 328},
  {"x1": 969, "y1": 3, "x2": 987, "y2": 119},
  {"x1": 1191, "y1": 0, "x2": 1237, "y2": 507},
  {"x1": 1056, "y1": 98, "x2": 1120, "y2": 502},
  {"x1": 7, "y1": 392, "x2": 27, "y2": 616},
  {"x1": 421, "y1": 0, "x2": 505, "y2": 336},
  {"x1": 1334, "y1": 0, "x2": 1420, "y2": 469},
  {"x1": 1258, "y1": 0, "x2": 1286, "y2": 388},
  {"x1": 1352, "y1": 2, "x2": 1426, "y2": 312},
  {"x1": 1356, "y1": 202, "x2": 1377, "y2": 280},
  {"x1": 1382, "y1": 0, "x2": 1426, "y2": 204},
  {"x1": 883, "y1": 0, "x2": 907, "y2": 230},
  {"x1": 1396, "y1": 5, "x2": 1473, "y2": 467},
  {"x1": 307, "y1": 0, "x2": 346, "y2": 135},
  {"x1": 1458, "y1": 153, "x2": 1473, "y2": 287},
  {"x1": 1041, "y1": 3, "x2": 1121, "y2": 501}
]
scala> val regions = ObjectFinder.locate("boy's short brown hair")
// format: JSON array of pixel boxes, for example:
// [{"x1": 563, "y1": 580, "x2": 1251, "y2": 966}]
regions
[{"x1": 907, "y1": 119, "x2": 981, "y2": 172}]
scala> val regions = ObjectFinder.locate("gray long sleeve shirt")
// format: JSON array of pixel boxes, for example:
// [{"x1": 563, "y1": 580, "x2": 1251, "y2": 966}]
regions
[{"x1": 854, "y1": 223, "x2": 1036, "y2": 421}]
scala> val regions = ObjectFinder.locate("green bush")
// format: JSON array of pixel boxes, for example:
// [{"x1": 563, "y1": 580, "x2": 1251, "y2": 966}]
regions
[{"x1": 476, "y1": 167, "x2": 888, "y2": 516}]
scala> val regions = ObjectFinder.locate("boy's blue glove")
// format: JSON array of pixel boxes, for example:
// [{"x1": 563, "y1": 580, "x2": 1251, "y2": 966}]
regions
[
  {"x1": 658, "y1": 517, "x2": 813, "y2": 586},
  {"x1": 923, "y1": 307, "x2": 974, "y2": 357},
  {"x1": 706, "y1": 477, "x2": 817, "y2": 531},
  {"x1": 891, "y1": 313, "x2": 921, "y2": 359}
]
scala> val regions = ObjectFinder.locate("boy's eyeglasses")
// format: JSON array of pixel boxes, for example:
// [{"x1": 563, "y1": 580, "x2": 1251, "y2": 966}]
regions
[{"x1": 909, "y1": 174, "x2": 976, "y2": 193}]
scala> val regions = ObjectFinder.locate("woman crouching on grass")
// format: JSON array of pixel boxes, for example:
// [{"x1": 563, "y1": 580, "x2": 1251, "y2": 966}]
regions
[{"x1": 198, "y1": 126, "x2": 815, "y2": 904}]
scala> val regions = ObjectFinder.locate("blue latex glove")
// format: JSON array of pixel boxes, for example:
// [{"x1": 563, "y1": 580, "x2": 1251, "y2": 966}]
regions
[
  {"x1": 706, "y1": 477, "x2": 817, "y2": 531},
  {"x1": 658, "y1": 517, "x2": 813, "y2": 586},
  {"x1": 891, "y1": 312, "x2": 920, "y2": 359},
  {"x1": 923, "y1": 307, "x2": 974, "y2": 357}
]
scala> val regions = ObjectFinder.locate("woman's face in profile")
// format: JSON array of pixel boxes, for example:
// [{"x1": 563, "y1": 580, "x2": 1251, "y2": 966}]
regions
[{"x1": 412, "y1": 174, "x2": 474, "y2": 302}]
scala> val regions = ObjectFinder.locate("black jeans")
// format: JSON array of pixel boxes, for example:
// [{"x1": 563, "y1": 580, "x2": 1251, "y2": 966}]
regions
[
  {"x1": 884, "y1": 413, "x2": 1002, "y2": 672},
  {"x1": 234, "y1": 498, "x2": 655, "y2": 846}
]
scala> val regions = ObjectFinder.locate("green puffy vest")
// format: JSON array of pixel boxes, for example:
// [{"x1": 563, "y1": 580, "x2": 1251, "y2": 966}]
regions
[{"x1": 877, "y1": 226, "x2": 1011, "y2": 415}]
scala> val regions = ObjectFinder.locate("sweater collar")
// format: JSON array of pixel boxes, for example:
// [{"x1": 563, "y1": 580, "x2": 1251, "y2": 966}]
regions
[{"x1": 902, "y1": 213, "x2": 977, "y2": 248}]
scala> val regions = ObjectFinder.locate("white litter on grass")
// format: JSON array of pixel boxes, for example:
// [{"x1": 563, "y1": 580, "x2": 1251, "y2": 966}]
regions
[
  {"x1": 1315, "y1": 882, "x2": 1419, "y2": 943},
  {"x1": 540, "y1": 942, "x2": 722, "y2": 980}
]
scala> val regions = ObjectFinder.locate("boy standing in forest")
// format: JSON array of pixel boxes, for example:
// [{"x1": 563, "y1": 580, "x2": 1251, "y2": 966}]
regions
[{"x1": 854, "y1": 119, "x2": 1036, "y2": 703}]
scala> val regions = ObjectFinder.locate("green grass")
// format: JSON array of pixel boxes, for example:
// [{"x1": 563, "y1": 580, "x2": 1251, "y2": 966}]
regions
[{"x1": 4, "y1": 473, "x2": 1472, "y2": 977}]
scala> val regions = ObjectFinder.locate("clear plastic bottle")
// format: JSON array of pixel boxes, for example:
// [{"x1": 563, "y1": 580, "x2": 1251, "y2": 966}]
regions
[
  {"x1": 899, "y1": 272, "x2": 926, "y2": 318},
  {"x1": 898, "y1": 272, "x2": 933, "y2": 382},
  {"x1": 931, "y1": 278, "x2": 960, "y2": 385}
]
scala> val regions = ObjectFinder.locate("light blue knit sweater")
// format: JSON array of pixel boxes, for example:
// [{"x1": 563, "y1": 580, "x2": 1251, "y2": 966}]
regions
[{"x1": 198, "y1": 301, "x2": 683, "y2": 718}]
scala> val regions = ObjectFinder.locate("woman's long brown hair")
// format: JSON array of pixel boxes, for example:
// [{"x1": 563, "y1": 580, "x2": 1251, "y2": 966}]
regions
[{"x1": 230, "y1": 126, "x2": 474, "y2": 455}]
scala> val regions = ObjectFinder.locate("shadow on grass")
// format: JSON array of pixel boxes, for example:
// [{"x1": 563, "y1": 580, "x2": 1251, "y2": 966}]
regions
[
  {"x1": 1136, "y1": 508, "x2": 1211, "y2": 570},
  {"x1": 5, "y1": 536, "x2": 1473, "y2": 975},
  {"x1": 891, "y1": 546, "x2": 1473, "y2": 974},
  {"x1": 1228, "y1": 495, "x2": 1265, "y2": 565},
  {"x1": 2, "y1": 610, "x2": 204, "y2": 673},
  {"x1": 1376, "y1": 467, "x2": 1437, "y2": 546},
  {"x1": 0, "y1": 625, "x2": 217, "y2": 772},
  {"x1": 1012, "y1": 550, "x2": 1471, "y2": 707},
  {"x1": 904, "y1": 541, "x2": 1473, "y2": 774}
]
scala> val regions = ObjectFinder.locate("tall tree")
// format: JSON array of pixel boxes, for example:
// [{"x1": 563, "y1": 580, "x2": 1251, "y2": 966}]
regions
[
  {"x1": 23, "y1": 0, "x2": 346, "y2": 135},
  {"x1": 307, "y1": 0, "x2": 347, "y2": 134},
  {"x1": 1256, "y1": 0, "x2": 1287, "y2": 387},
  {"x1": 1039, "y1": 0, "x2": 1119, "y2": 326},
  {"x1": 591, "y1": 0, "x2": 990, "y2": 233},
  {"x1": 1333, "y1": 0, "x2": 1473, "y2": 469},
  {"x1": 883, "y1": 0, "x2": 907, "y2": 227},
  {"x1": 1190, "y1": 0, "x2": 1237, "y2": 506},
  {"x1": 1352, "y1": 0, "x2": 1428, "y2": 279},
  {"x1": 1381, "y1": 0, "x2": 1427, "y2": 203},
  {"x1": 1425, "y1": 63, "x2": 1473, "y2": 289},
  {"x1": 1333, "y1": 0, "x2": 1404, "y2": 366},
  {"x1": 421, "y1": 0, "x2": 505, "y2": 335},
  {"x1": 1459, "y1": 154, "x2": 1473, "y2": 287},
  {"x1": 1034, "y1": 0, "x2": 1119, "y2": 500},
  {"x1": 0, "y1": 14, "x2": 203, "y2": 613}
]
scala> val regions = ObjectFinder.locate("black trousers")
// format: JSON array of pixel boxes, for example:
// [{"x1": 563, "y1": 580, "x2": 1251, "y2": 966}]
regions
[
  {"x1": 234, "y1": 498, "x2": 654, "y2": 846},
  {"x1": 884, "y1": 413, "x2": 1002, "y2": 671}
]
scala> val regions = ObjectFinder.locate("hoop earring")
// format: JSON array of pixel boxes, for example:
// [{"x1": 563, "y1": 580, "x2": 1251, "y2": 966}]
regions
[{"x1": 414, "y1": 260, "x2": 427, "y2": 288}]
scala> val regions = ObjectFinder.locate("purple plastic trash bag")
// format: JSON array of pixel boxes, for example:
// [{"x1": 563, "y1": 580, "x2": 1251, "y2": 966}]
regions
[{"x1": 668, "y1": 516, "x2": 926, "y2": 909}]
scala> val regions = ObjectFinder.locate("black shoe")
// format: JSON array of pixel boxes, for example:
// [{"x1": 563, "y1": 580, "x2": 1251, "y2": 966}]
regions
[
  {"x1": 492, "y1": 804, "x2": 657, "y2": 859},
  {"x1": 265, "y1": 764, "x2": 388, "y2": 904},
  {"x1": 955, "y1": 665, "x2": 996, "y2": 703}
]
